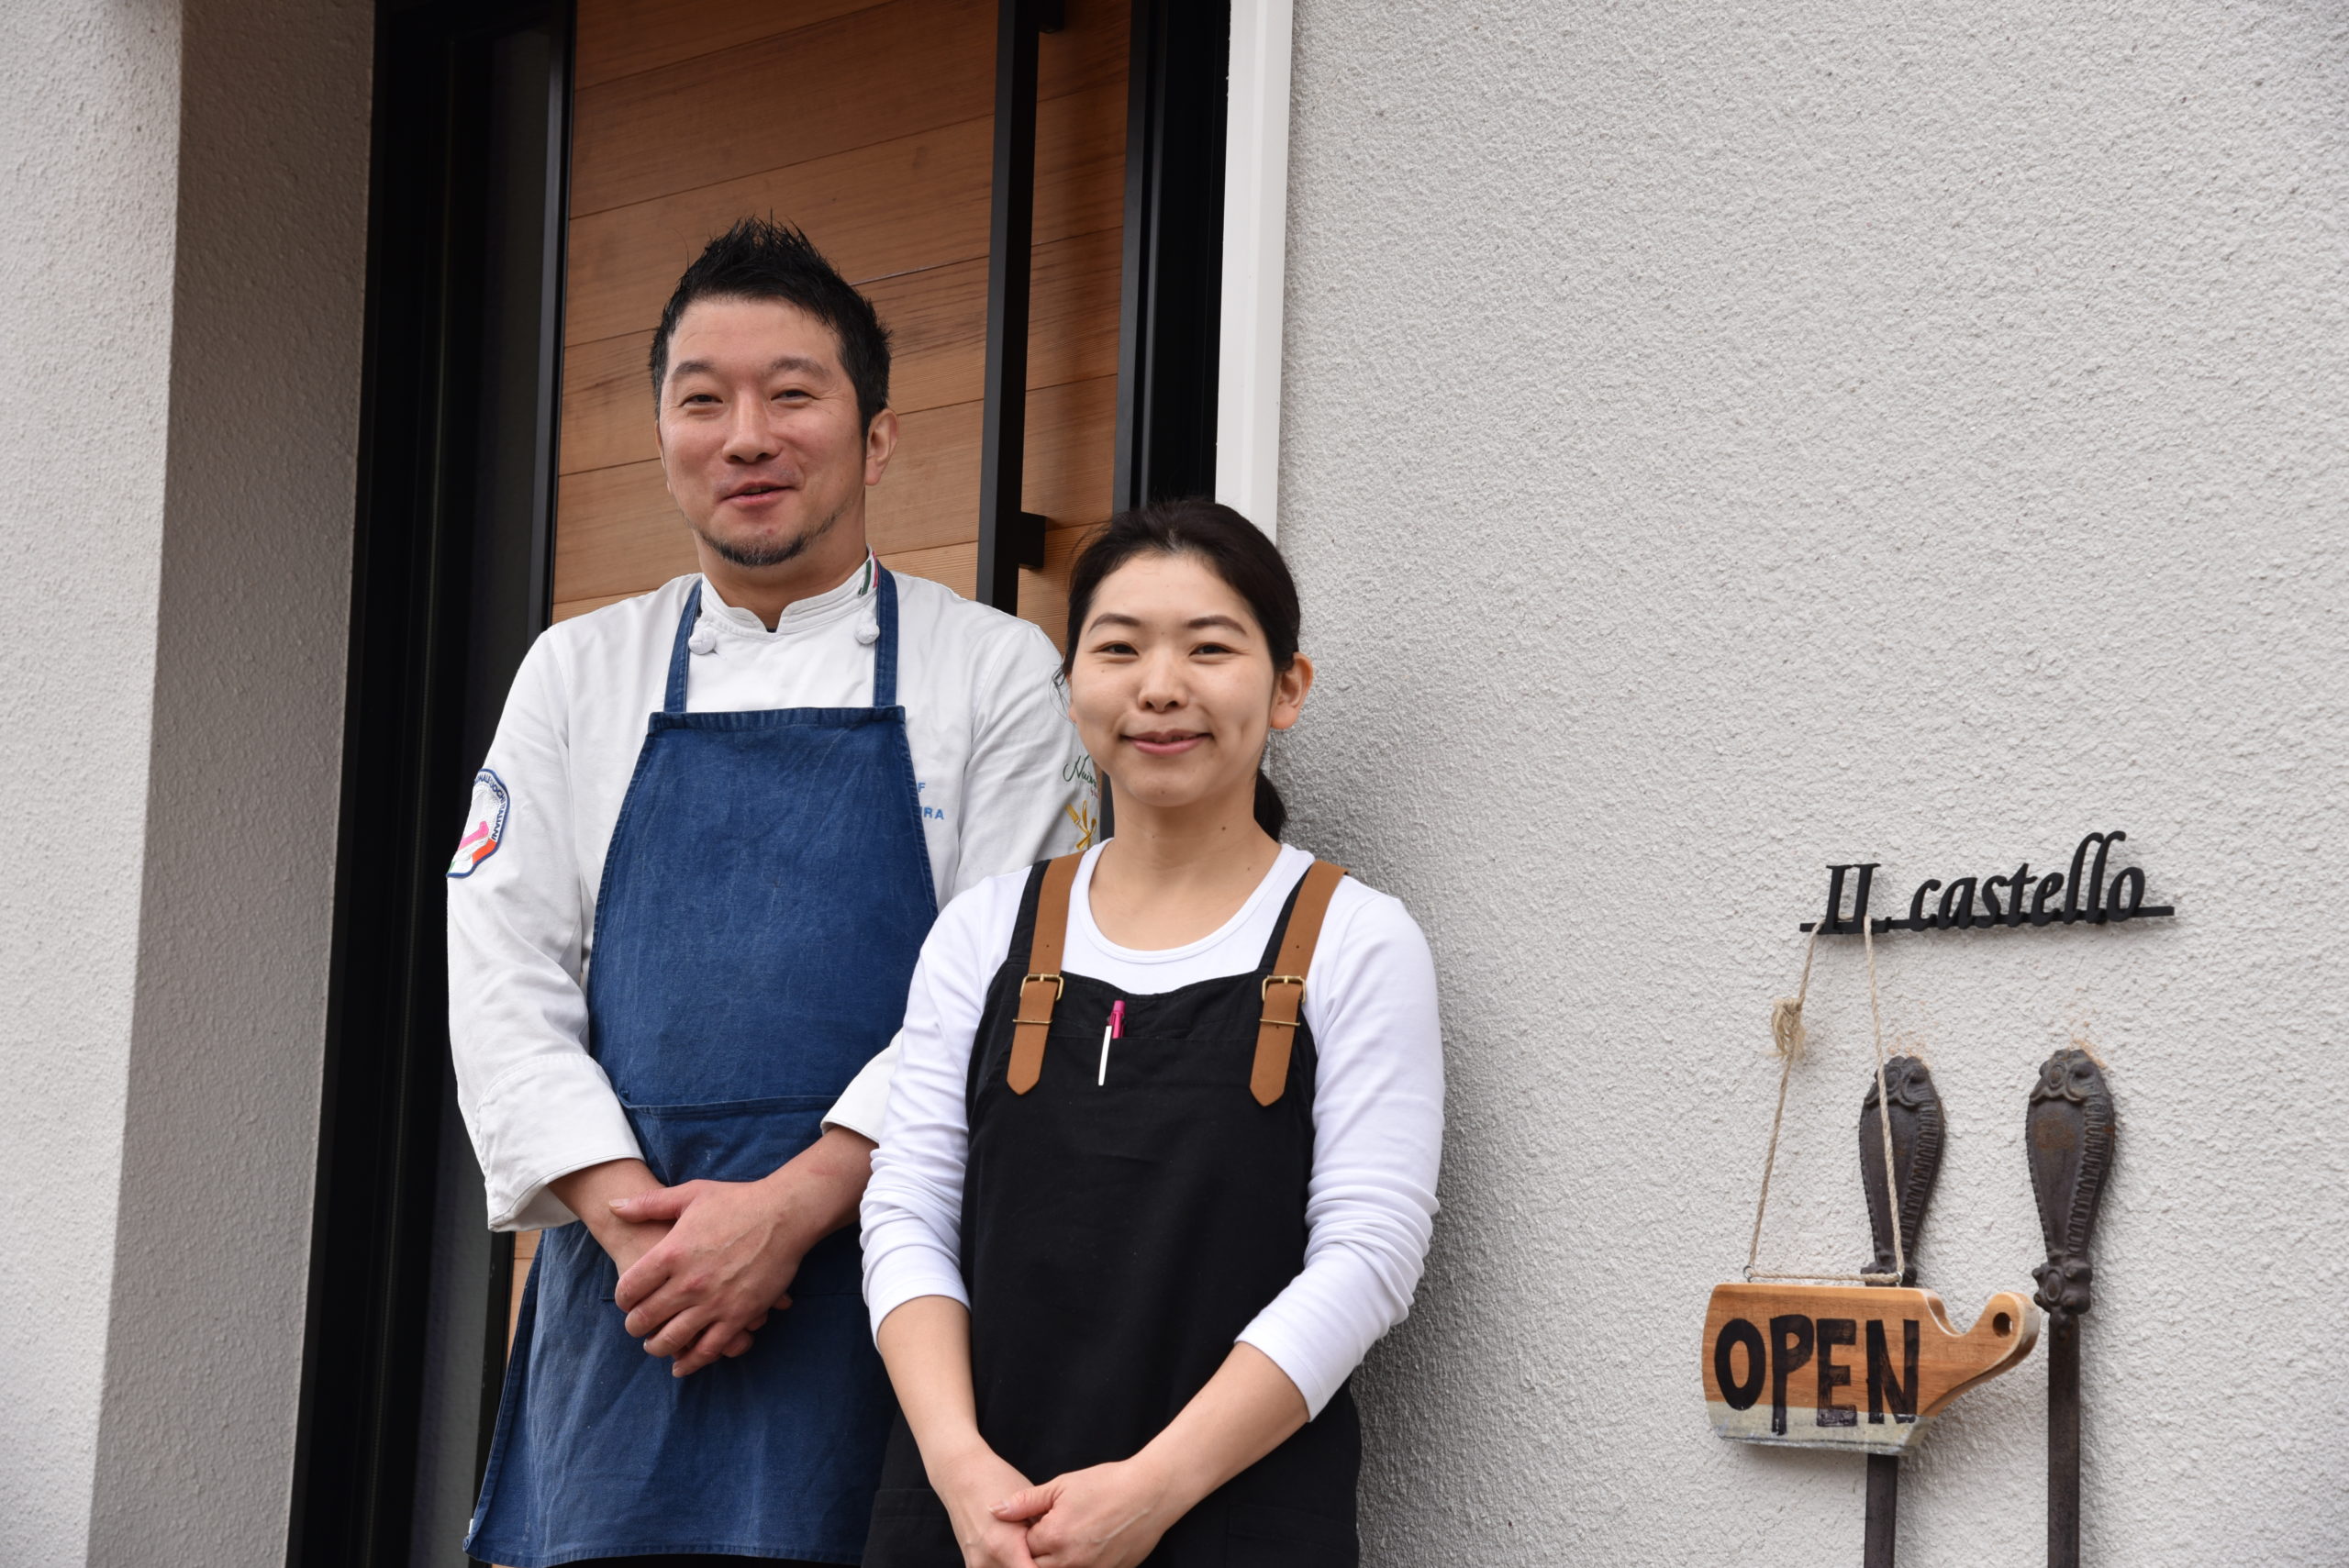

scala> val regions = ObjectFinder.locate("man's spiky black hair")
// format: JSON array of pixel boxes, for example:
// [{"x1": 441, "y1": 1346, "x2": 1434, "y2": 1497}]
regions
[{"x1": 649, "y1": 217, "x2": 891, "y2": 428}]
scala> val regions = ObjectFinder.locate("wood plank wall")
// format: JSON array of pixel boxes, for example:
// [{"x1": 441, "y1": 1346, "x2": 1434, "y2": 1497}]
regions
[{"x1": 553, "y1": 0, "x2": 1130, "y2": 648}]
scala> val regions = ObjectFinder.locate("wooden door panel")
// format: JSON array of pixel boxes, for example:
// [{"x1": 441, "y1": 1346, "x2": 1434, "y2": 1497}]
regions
[
  {"x1": 874, "y1": 225, "x2": 1125, "y2": 410},
  {"x1": 563, "y1": 74, "x2": 1126, "y2": 350},
  {"x1": 572, "y1": 0, "x2": 1124, "y2": 218},
  {"x1": 883, "y1": 521, "x2": 1090, "y2": 646},
  {"x1": 576, "y1": 0, "x2": 891, "y2": 90},
  {"x1": 559, "y1": 331, "x2": 657, "y2": 475},
  {"x1": 573, "y1": 0, "x2": 990, "y2": 218}
]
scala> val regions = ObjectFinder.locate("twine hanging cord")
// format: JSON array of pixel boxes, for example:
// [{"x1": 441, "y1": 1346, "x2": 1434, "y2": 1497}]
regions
[{"x1": 1742, "y1": 915, "x2": 1905, "y2": 1286}]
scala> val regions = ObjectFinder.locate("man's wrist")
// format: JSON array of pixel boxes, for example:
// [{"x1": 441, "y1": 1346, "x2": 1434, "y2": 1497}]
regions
[
  {"x1": 753, "y1": 1162, "x2": 832, "y2": 1244},
  {"x1": 758, "y1": 1129, "x2": 873, "y2": 1238},
  {"x1": 549, "y1": 1158, "x2": 662, "y2": 1238}
]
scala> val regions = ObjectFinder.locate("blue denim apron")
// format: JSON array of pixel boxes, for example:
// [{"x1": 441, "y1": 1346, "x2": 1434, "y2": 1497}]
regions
[{"x1": 469, "y1": 570, "x2": 937, "y2": 1566}]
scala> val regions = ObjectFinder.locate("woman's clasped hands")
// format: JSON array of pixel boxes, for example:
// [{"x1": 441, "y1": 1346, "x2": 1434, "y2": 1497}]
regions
[{"x1": 940, "y1": 1449, "x2": 1177, "y2": 1568}]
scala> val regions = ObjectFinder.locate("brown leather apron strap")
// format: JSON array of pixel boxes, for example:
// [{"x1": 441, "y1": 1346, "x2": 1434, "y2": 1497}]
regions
[
  {"x1": 1252, "y1": 861, "x2": 1347, "y2": 1106},
  {"x1": 1008, "y1": 852, "x2": 1084, "y2": 1095}
]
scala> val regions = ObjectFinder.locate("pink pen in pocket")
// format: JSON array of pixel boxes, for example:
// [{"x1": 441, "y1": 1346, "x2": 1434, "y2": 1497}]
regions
[{"x1": 1097, "y1": 998, "x2": 1124, "y2": 1086}]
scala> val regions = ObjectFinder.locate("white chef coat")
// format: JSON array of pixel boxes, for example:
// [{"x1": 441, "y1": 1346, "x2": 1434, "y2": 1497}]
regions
[
  {"x1": 449, "y1": 560, "x2": 1088, "y2": 1231},
  {"x1": 860, "y1": 843, "x2": 1444, "y2": 1417}
]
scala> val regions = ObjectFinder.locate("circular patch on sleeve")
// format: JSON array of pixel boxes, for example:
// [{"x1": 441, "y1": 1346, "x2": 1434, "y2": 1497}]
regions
[{"x1": 448, "y1": 769, "x2": 510, "y2": 879}]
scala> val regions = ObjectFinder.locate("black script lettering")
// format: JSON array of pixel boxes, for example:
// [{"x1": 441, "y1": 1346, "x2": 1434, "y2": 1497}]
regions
[
  {"x1": 2065, "y1": 835, "x2": 2094, "y2": 921},
  {"x1": 1815, "y1": 1318, "x2": 1858, "y2": 1427},
  {"x1": 1714, "y1": 1318, "x2": 1765, "y2": 1411},
  {"x1": 2065, "y1": 831, "x2": 2123, "y2": 924},
  {"x1": 1866, "y1": 1318, "x2": 1921, "y2": 1424},
  {"x1": 2087, "y1": 830, "x2": 2125, "y2": 923},
  {"x1": 2032, "y1": 872, "x2": 2065, "y2": 925},
  {"x1": 1909, "y1": 880, "x2": 1942, "y2": 929},
  {"x1": 1937, "y1": 877, "x2": 1979, "y2": 929},
  {"x1": 2108, "y1": 865, "x2": 2146, "y2": 920},
  {"x1": 1819, "y1": 863, "x2": 1880, "y2": 933},
  {"x1": 1769, "y1": 1314, "x2": 1815, "y2": 1438},
  {"x1": 2006, "y1": 862, "x2": 2032, "y2": 927},
  {"x1": 1980, "y1": 875, "x2": 2007, "y2": 924}
]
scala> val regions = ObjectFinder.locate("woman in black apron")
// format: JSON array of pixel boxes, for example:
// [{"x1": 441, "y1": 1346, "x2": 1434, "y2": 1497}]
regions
[{"x1": 858, "y1": 501, "x2": 1444, "y2": 1568}]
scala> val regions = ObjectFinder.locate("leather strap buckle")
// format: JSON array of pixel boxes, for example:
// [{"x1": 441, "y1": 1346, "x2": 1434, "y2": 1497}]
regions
[
  {"x1": 1250, "y1": 866, "x2": 1346, "y2": 1106},
  {"x1": 1014, "y1": 973, "x2": 1064, "y2": 1027},
  {"x1": 1009, "y1": 857, "x2": 1084, "y2": 1095}
]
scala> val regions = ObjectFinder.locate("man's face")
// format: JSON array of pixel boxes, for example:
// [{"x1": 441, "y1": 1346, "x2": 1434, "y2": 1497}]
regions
[{"x1": 655, "y1": 296, "x2": 896, "y2": 570}]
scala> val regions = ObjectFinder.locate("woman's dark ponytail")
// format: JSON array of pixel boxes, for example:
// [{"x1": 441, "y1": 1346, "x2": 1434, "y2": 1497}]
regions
[
  {"x1": 1252, "y1": 770, "x2": 1286, "y2": 839},
  {"x1": 1063, "y1": 499, "x2": 1301, "y2": 841}
]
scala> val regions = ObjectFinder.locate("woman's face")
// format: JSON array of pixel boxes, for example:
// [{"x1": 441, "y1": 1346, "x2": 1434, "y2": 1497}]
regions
[{"x1": 1067, "y1": 551, "x2": 1310, "y2": 820}]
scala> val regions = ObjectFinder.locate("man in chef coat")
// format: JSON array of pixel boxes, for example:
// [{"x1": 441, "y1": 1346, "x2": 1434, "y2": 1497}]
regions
[{"x1": 449, "y1": 217, "x2": 1084, "y2": 1566}]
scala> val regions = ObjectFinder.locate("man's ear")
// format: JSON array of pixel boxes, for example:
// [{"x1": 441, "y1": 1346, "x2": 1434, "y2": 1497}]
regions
[
  {"x1": 863, "y1": 408, "x2": 901, "y2": 486},
  {"x1": 1269, "y1": 652, "x2": 1315, "y2": 732}
]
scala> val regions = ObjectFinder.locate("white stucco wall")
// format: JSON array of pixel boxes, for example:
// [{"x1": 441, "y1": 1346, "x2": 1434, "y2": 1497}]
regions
[
  {"x1": 0, "y1": 5, "x2": 183, "y2": 1560},
  {"x1": 0, "y1": 1, "x2": 371, "y2": 1562},
  {"x1": 1277, "y1": 2, "x2": 2346, "y2": 1563}
]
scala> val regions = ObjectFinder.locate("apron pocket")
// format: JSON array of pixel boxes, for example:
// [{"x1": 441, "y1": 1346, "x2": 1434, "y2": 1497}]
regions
[{"x1": 623, "y1": 1093, "x2": 864, "y2": 1296}]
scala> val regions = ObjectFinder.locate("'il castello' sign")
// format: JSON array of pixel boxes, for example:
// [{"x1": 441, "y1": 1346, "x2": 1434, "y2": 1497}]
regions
[{"x1": 1799, "y1": 831, "x2": 2175, "y2": 937}]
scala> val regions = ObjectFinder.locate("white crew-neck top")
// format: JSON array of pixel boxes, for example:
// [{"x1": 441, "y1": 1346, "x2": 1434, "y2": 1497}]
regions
[{"x1": 860, "y1": 841, "x2": 1445, "y2": 1416}]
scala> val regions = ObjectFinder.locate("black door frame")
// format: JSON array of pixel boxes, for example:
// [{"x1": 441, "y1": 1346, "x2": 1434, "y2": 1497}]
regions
[
  {"x1": 288, "y1": 3, "x2": 571, "y2": 1563},
  {"x1": 976, "y1": 0, "x2": 1229, "y2": 611},
  {"x1": 1115, "y1": 0, "x2": 1230, "y2": 513}
]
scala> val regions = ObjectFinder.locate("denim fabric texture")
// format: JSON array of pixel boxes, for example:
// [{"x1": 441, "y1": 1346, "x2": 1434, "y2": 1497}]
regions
[{"x1": 469, "y1": 573, "x2": 937, "y2": 1567}]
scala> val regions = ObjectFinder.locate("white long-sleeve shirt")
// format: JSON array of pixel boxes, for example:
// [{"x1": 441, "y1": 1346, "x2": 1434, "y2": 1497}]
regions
[
  {"x1": 860, "y1": 843, "x2": 1444, "y2": 1416},
  {"x1": 448, "y1": 562, "x2": 1088, "y2": 1231}
]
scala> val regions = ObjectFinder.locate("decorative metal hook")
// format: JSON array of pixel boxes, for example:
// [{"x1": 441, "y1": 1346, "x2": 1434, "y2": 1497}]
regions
[
  {"x1": 2027, "y1": 1047, "x2": 2116, "y2": 1568},
  {"x1": 1859, "y1": 1057, "x2": 1946, "y2": 1568}
]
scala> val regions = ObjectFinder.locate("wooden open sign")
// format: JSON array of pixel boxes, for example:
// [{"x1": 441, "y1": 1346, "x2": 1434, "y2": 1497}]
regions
[{"x1": 1701, "y1": 1283, "x2": 2040, "y2": 1454}]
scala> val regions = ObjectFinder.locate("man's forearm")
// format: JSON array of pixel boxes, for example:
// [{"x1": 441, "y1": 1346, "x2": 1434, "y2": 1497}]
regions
[
  {"x1": 550, "y1": 1158, "x2": 669, "y2": 1266},
  {"x1": 760, "y1": 1125, "x2": 877, "y2": 1240}
]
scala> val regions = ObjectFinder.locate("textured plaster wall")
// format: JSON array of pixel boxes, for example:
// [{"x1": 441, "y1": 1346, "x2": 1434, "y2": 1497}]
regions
[
  {"x1": 1276, "y1": 3, "x2": 2347, "y2": 1564},
  {"x1": 0, "y1": 4, "x2": 183, "y2": 1561},
  {"x1": 82, "y1": 0, "x2": 373, "y2": 1560},
  {"x1": 0, "y1": 1, "x2": 371, "y2": 1563}
]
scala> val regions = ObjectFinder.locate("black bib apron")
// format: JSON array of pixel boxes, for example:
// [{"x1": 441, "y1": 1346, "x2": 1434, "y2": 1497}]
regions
[{"x1": 865, "y1": 858, "x2": 1361, "y2": 1568}]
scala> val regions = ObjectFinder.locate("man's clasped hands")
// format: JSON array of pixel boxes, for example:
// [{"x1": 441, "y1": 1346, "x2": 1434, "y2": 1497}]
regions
[{"x1": 548, "y1": 1130, "x2": 1178, "y2": 1568}]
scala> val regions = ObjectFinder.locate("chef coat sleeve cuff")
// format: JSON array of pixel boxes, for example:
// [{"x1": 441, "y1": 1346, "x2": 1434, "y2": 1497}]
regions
[
  {"x1": 1233, "y1": 1321, "x2": 1342, "y2": 1419},
  {"x1": 821, "y1": 1040, "x2": 899, "y2": 1142},
  {"x1": 476, "y1": 1054, "x2": 646, "y2": 1231}
]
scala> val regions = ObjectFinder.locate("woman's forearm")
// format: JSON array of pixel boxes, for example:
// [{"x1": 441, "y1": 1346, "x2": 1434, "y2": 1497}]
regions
[
  {"x1": 875, "y1": 1295, "x2": 990, "y2": 1472},
  {"x1": 1132, "y1": 1343, "x2": 1309, "y2": 1513}
]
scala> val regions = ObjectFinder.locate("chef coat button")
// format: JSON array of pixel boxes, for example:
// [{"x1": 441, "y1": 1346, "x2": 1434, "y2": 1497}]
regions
[
  {"x1": 688, "y1": 626, "x2": 718, "y2": 655},
  {"x1": 854, "y1": 616, "x2": 880, "y2": 645}
]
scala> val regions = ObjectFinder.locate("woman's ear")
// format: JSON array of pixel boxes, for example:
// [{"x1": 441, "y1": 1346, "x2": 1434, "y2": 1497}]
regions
[{"x1": 1268, "y1": 652, "x2": 1314, "y2": 732}]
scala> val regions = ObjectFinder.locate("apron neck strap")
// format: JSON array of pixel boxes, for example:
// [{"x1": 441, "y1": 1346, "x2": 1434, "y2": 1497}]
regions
[
  {"x1": 872, "y1": 563, "x2": 900, "y2": 708},
  {"x1": 1251, "y1": 861, "x2": 1348, "y2": 1106},
  {"x1": 663, "y1": 562, "x2": 899, "y2": 714},
  {"x1": 663, "y1": 581, "x2": 704, "y2": 714},
  {"x1": 1007, "y1": 851, "x2": 1084, "y2": 1095}
]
